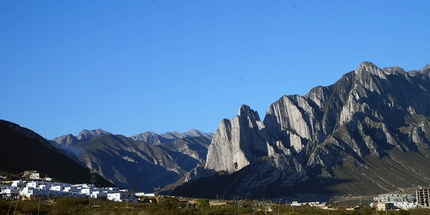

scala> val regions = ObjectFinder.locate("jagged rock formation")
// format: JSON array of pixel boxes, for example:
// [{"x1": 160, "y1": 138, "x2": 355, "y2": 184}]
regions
[
  {"x1": 171, "y1": 62, "x2": 430, "y2": 199},
  {"x1": 205, "y1": 105, "x2": 272, "y2": 173}
]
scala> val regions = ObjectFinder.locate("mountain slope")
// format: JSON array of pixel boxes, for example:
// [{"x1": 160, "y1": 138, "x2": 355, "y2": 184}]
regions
[
  {"x1": 0, "y1": 120, "x2": 112, "y2": 186},
  {"x1": 170, "y1": 62, "x2": 430, "y2": 199}
]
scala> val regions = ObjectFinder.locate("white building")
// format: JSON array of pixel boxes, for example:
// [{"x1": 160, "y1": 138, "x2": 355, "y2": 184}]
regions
[
  {"x1": 291, "y1": 201, "x2": 302, "y2": 206},
  {"x1": 11, "y1": 180, "x2": 25, "y2": 187},
  {"x1": 107, "y1": 192, "x2": 137, "y2": 202},
  {"x1": 20, "y1": 187, "x2": 42, "y2": 198},
  {"x1": 135, "y1": 192, "x2": 155, "y2": 197},
  {"x1": 50, "y1": 183, "x2": 67, "y2": 192},
  {"x1": 29, "y1": 172, "x2": 40, "y2": 180}
]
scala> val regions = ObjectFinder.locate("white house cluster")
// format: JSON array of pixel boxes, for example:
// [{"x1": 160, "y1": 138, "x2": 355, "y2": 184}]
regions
[{"x1": 0, "y1": 171, "x2": 154, "y2": 202}]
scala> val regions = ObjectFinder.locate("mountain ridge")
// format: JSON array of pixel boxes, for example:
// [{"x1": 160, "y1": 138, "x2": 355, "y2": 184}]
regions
[
  {"x1": 130, "y1": 129, "x2": 213, "y2": 145},
  {"x1": 170, "y1": 62, "x2": 430, "y2": 199},
  {"x1": 51, "y1": 128, "x2": 213, "y2": 147}
]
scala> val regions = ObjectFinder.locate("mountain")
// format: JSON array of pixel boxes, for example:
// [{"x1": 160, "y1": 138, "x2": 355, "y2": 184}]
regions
[
  {"x1": 0, "y1": 120, "x2": 112, "y2": 186},
  {"x1": 130, "y1": 129, "x2": 213, "y2": 145},
  {"x1": 58, "y1": 131, "x2": 212, "y2": 191},
  {"x1": 170, "y1": 62, "x2": 430, "y2": 200},
  {"x1": 51, "y1": 129, "x2": 111, "y2": 146}
]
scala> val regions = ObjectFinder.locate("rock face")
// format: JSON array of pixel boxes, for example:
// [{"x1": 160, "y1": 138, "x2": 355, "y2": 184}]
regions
[
  {"x1": 205, "y1": 105, "x2": 272, "y2": 173},
  {"x1": 172, "y1": 62, "x2": 430, "y2": 199}
]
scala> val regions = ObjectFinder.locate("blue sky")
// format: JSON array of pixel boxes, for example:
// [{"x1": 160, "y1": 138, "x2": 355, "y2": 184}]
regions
[{"x1": 1, "y1": 1, "x2": 429, "y2": 139}]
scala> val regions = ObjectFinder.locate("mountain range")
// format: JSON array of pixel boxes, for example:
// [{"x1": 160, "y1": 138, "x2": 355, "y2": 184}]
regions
[
  {"x1": 169, "y1": 62, "x2": 430, "y2": 200},
  {"x1": 3, "y1": 61, "x2": 430, "y2": 201},
  {"x1": 51, "y1": 129, "x2": 213, "y2": 191}
]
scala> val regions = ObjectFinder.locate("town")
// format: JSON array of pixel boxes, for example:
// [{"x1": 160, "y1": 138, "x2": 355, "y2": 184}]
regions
[{"x1": 0, "y1": 171, "x2": 154, "y2": 202}]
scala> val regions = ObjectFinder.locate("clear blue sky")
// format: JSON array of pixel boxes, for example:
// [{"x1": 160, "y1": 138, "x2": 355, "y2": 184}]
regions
[{"x1": 1, "y1": 1, "x2": 429, "y2": 139}]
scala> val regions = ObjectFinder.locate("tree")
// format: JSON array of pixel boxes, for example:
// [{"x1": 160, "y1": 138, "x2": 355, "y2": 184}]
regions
[{"x1": 197, "y1": 198, "x2": 210, "y2": 208}]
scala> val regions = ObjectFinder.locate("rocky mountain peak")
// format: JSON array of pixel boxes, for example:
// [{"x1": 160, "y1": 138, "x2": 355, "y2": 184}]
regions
[
  {"x1": 420, "y1": 64, "x2": 430, "y2": 74},
  {"x1": 51, "y1": 129, "x2": 111, "y2": 147},
  {"x1": 238, "y1": 104, "x2": 260, "y2": 121},
  {"x1": 205, "y1": 105, "x2": 272, "y2": 173},
  {"x1": 77, "y1": 129, "x2": 111, "y2": 142},
  {"x1": 356, "y1": 61, "x2": 387, "y2": 79},
  {"x1": 358, "y1": 61, "x2": 378, "y2": 71}
]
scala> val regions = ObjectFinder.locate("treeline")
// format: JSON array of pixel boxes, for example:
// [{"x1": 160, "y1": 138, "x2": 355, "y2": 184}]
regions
[{"x1": 1, "y1": 196, "x2": 430, "y2": 215}]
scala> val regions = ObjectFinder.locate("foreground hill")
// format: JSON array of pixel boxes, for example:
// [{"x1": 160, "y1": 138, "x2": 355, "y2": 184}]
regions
[
  {"x1": 170, "y1": 62, "x2": 430, "y2": 199},
  {"x1": 0, "y1": 120, "x2": 112, "y2": 186}
]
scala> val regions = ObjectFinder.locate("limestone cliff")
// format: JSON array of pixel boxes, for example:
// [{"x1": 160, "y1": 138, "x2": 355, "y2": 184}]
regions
[{"x1": 205, "y1": 105, "x2": 272, "y2": 173}]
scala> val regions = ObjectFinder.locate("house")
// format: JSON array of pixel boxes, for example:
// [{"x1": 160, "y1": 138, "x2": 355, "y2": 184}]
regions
[
  {"x1": 20, "y1": 187, "x2": 42, "y2": 198},
  {"x1": 11, "y1": 180, "x2": 25, "y2": 187},
  {"x1": 1, "y1": 185, "x2": 19, "y2": 200},
  {"x1": 29, "y1": 172, "x2": 40, "y2": 180},
  {"x1": 376, "y1": 202, "x2": 395, "y2": 211},
  {"x1": 107, "y1": 192, "x2": 137, "y2": 202},
  {"x1": 291, "y1": 201, "x2": 302, "y2": 206},
  {"x1": 135, "y1": 192, "x2": 155, "y2": 197},
  {"x1": 50, "y1": 183, "x2": 67, "y2": 192}
]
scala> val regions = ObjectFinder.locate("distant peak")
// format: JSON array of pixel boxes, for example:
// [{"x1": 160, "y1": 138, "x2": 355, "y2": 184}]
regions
[
  {"x1": 78, "y1": 128, "x2": 110, "y2": 135},
  {"x1": 358, "y1": 61, "x2": 379, "y2": 71},
  {"x1": 355, "y1": 61, "x2": 388, "y2": 79},
  {"x1": 76, "y1": 129, "x2": 111, "y2": 141},
  {"x1": 420, "y1": 64, "x2": 430, "y2": 72}
]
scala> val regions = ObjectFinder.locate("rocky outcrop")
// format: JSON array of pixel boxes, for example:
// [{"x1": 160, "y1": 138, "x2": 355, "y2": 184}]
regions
[{"x1": 205, "y1": 105, "x2": 273, "y2": 173}]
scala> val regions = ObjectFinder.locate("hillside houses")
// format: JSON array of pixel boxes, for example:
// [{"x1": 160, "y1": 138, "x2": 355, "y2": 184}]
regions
[{"x1": 0, "y1": 179, "x2": 138, "y2": 202}]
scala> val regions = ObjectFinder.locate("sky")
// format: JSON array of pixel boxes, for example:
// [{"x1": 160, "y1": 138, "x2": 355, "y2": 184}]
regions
[{"x1": 1, "y1": 1, "x2": 429, "y2": 139}]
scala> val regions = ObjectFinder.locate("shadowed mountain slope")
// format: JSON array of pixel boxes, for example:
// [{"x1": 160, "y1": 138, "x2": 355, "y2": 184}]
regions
[{"x1": 0, "y1": 120, "x2": 112, "y2": 186}]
